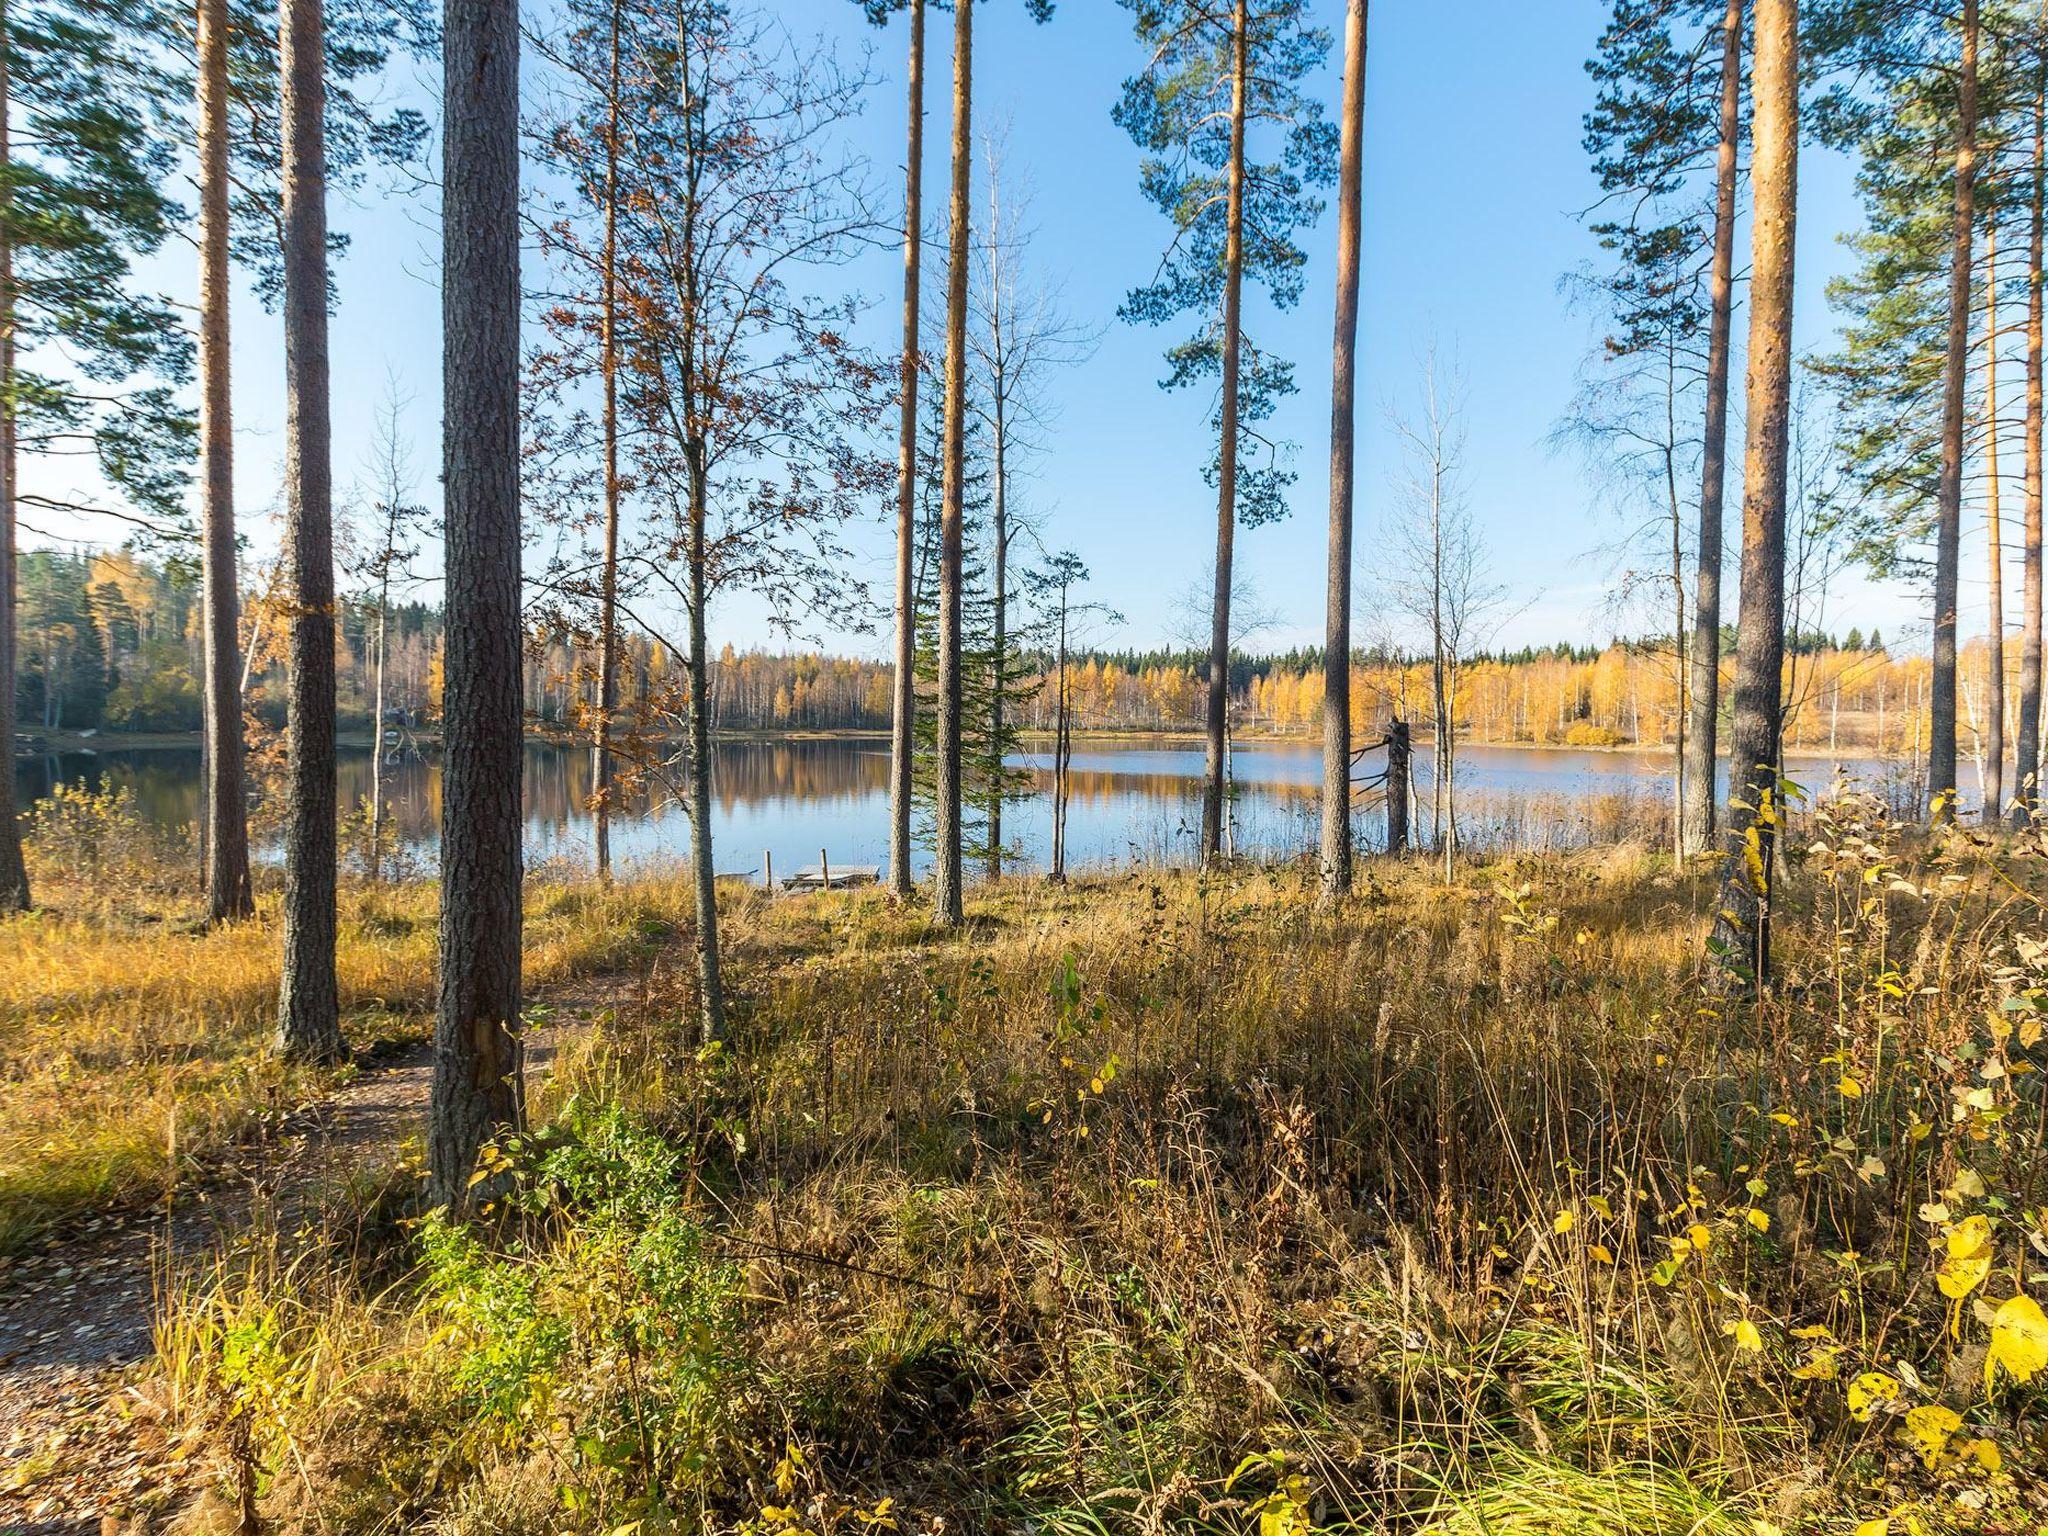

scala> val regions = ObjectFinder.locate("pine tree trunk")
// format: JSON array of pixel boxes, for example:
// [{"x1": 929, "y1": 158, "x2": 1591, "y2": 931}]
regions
[
  {"x1": 1710, "y1": 0, "x2": 1798, "y2": 991},
  {"x1": 1932, "y1": 0, "x2": 1980, "y2": 823},
  {"x1": 933, "y1": 0, "x2": 971, "y2": 926},
  {"x1": 890, "y1": 0, "x2": 925, "y2": 899},
  {"x1": 429, "y1": 0, "x2": 525, "y2": 1212},
  {"x1": 1202, "y1": 0, "x2": 1250, "y2": 865},
  {"x1": 1319, "y1": 0, "x2": 1367, "y2": 903},
  {"x1": 199, "y1": 0, "x2": 253, "y2": 921},
  {"x1": 593, "y1": 0, "x2": 622, "y2": 884},
  {"x1": 369, "y1": 586, "x2": 386, "y2": 879},
  {"x1": 277, "y1": 0, "x2": 342, "y2": 1063},
  {"x1": 687, "y1": 461, "x2": 725, "y2": 1041},
  {"x1": 1986, "y1": 225, "x2": 2007, "y2": 821},
  {"x1": 0, "y1": 0, "x2": 31, "y2": 913},
  {"x1": 2019, "y1": 40, "x2": 2045, "y2": 823},
  {"x1": 1684, "y1": 0, "x2": 1744, "y2": 860},
  {"x1": 1053, "y1": 600, "x2": 1069, "y2": 881},
  {"x1": 990, "y1": 389, "x2": 1006, "y2": 882}
]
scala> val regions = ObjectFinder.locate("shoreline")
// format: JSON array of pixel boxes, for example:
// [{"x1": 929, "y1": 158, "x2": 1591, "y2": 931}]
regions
[{"x1": 13, "y1": 725, "x2": 1912, "y2": 764}]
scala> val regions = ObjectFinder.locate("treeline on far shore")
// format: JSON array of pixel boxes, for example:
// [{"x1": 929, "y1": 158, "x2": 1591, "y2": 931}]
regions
[{"x1": 16, "y1": 547, "x2": 1954, "y2": 757}]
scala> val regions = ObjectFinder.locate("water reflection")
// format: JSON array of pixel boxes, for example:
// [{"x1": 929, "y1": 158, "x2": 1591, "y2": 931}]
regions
[{"x1": 16, "y1": 738, "x2": 1896, "y2": 881}]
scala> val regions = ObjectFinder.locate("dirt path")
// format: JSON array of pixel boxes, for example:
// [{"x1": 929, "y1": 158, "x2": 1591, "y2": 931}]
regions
[{"x1": 0, "y1": 976, "x2": 628, "y2": 1535}]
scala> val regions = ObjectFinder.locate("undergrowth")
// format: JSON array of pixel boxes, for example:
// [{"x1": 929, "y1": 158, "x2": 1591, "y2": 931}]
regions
[
  {"x1": 0, "y1": 812, "x2": 689, "y2": 1254},
  {"x1": 125, "y1": 792, "x2": 2048, "y2": 1531}
]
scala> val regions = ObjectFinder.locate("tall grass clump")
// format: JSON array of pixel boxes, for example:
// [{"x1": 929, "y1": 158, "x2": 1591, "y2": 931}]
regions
[
  {"x1": 149, "y1": 793, "x2": 2048, "y2": 1532},
  {"x1": 0, "y1": 858, "x2": 693, "y2": 1254}
]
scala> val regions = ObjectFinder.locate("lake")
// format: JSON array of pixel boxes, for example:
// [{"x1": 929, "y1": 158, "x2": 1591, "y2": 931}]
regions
[{"x1": 16, "y1": 737, "x2": 1912, "y2": 882}]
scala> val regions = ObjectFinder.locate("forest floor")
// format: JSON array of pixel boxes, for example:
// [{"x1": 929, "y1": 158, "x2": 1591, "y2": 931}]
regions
[
  {"x1": 3, "y1": 810, "x2": 2048, "y2": 1534},
  {"x1": 0, "y1": 960, "x2": 657, "y2": 1535}
]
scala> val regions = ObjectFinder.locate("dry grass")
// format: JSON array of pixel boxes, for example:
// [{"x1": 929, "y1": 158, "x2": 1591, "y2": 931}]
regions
[
  {"x1": 0, "y1": 872, "x2": 693, "y2": 1255},
  {"x1": 126, "y1": 803, "x2": 2048, "y2": 1531}
]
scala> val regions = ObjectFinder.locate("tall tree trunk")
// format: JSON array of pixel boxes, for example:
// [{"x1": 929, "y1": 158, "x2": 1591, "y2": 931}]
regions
[
  {"x1": 1052, "y1": 597, "x2": 1069, "y2": 880},
  {"x1": 1385, "y1": 717, "x2": 1409, "y2": 854},
  {"x1": 933, "y1": 0, "x2": 971, "y2": 925},
  {"x1": 1933, "y1": 0, "x2": 1980, "y2": 823},
  {"x1": 990, "y1": 384, "x2": 1007, "y2": 881},
  {"x1": 1684, "y1": 0, "x2": 1744, "y2": 859},
  {"x1": 369, "y1": 573, "x2": 386, "y2": 879},
  {"x1": 1202, "y1": 0, "x2": 1250, "y2": 864},
  {"x1": 2020, "y1": 29, "x2": 2046, "y2": 822},
  {"x1": 429, "y1": 0, "x2": 524, "y2": 1212},
  {"x1": 0, "y1": 0, "x2": 29, "y2": 913},
  {"x1": 889, "y1": 0, "x2": 925, "y2": 899},
  {"x1": 198, "y1": 0, "x2": 253, "y2": 921},
  {"x1": 987, "y1": 160, "x2": 1008, "y2": 883},
  {"x1": 593, "y1": 0, "x2": 622, "y2": 884},
  {"x1": 686, "y1": 461, "x2": 724, "y2": 1041},
  {"x1": 1710, "y1": 0, "x2": 1798, "y2": 991},
  {"x1": 276, "y1": 0, "x2": 342, "y2": 1063},
  {"x1": 1986, "y1": 225, "x2": 2007, "y2": 821},
  {"x1": 1319, "y1": 0, "x2": 1367, "y2": 902}
]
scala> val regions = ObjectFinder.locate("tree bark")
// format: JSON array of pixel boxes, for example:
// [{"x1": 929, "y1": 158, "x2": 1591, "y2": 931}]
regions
[
  {"x1": 369, "y1": 566, "x2": 386, "y2": 879},
  {"x1": 1932, "y1": 0, "x2": 1980, "y2": 823},
  {"x1": 933, "y1": 0, "x2": 970, "y2": 925},
  {"x1": 990, "y1": 381, "x2": 1007, "y2": 880},
  {"x1": 198, "y1": 0, "x2": 253, "y2": 921},
  {"x1": 1385, "y1": 717, "x2": 1409, "y2": 855},
  {"x1": 890, "y1": 0, "x2": 924, "y2": 899},
  {"x1": 593, "y1": 0, "x2": 622, "y2": 884},
  {"x1": 1710, "y1": 0, "x2": 1798, "y2": 991},
  {"x1": 276, "y1": 0, "x2": 342, "y2": 1063},
  {"x1": 686, "y1": 460, "x2": 724, "y2": 1041},
  {"x1": 2019, "y1": 33, "x2": 2045, "y2": 822},
  {"x1": 0, "y1": 0, "x2": 30, "y2": 914},
  {"x1": 1986, "y1": 224, "x2": 2007, "y2": 821},
  {"x1": 1052, "y1": 595, "x2": 1069, "y2": 880},
  {"x1": 1202, "y1": 0, "x2": 1250, "y2": 864},
  {"x1": 1684, "y1": 0, "x2": 1744, "y2": 860},
  {"x1": 1319, "y1": 0, "x2": 1367, "y2": 903},
  {"x1": 429, "y1": 0, "x2": 525, "y2": 1212}
]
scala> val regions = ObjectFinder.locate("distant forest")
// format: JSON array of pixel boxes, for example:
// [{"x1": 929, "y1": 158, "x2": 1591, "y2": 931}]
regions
[{"x1": 20, "y1": 549, "x2": 1958, "y2": 759}]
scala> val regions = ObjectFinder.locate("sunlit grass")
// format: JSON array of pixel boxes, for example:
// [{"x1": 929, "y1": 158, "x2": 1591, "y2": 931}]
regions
[
  {"x1": 115, "y1": 803, "x2": 2048, "y2": 1530},
  {"x1": 0, "y1": 873, "x2": 692, "y2": 1255}
]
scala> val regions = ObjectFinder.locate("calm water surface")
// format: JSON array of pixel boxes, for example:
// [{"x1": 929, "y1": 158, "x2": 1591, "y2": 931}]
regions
[{"x1": 16, "y1": 738, "x2": 1904, "y2": 881}]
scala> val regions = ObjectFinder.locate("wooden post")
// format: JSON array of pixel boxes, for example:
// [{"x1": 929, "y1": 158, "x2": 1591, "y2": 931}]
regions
[
  {"x1": 1386, "y1": 719, "x2": 1411, "y2": 856},
  {"x1": 820, "y1": 847, "x2": 830, "y2": 891},
  {"x1": 764, "y1": 848, "x2": 773, "y2": 895}
]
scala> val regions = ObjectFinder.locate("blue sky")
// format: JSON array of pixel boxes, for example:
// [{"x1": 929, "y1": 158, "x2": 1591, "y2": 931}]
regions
[{"x1": 56, "y1": 0, "x2": 1949, "y2": 657}]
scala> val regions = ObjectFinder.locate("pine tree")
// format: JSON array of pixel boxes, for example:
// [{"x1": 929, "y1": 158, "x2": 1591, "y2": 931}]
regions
[
  {"x1": 1319, "y1": 0, "x2": 1368, "y2": 901},
  {"x1": 853, "y1": 0, "x2": 929, "y2": 899},
  {"x1": 1711, "y1": 0, "x2": 1799, "y2": 989},
  {"x1": 1576, "y1": 0, "x2": 1747, "y2": 858},
  {"x1": 1114, "y1": 0, "x2": 1336, "y2": 863},
  {"x1": 429, "y1": 0, "x2": 523, "y2": 1212},
  {"x1": 0, "y1": 0, "x2": 193, "y2": 909}
]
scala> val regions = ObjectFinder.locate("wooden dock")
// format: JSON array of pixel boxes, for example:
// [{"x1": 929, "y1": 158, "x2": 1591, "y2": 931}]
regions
[{"x1": 780, "y1": 864, "x2": 879, "y2": 892}]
